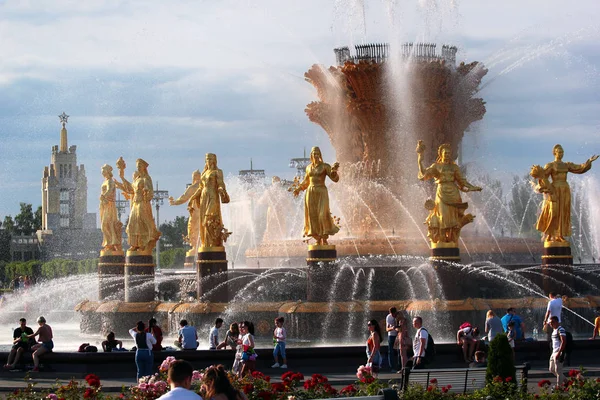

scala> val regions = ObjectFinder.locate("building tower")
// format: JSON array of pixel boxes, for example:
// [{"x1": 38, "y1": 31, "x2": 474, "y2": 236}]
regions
[{"x1": 38, "y1": 113, "x2": 100, "y2": 259}]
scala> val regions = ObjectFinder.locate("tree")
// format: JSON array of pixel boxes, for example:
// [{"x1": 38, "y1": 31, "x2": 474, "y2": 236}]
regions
[
  {"x1": 159, "y1": 216, "x2": 188, "y2": 249},
  {"x1": 2, "y1": 216, "x2": 15, "y2": 235},
  {"x1": 14, "y1": 203, "x2": 37, "y2": 236},
  {"x1": 34, "y1": 206, "x2": 42, "y2": 231}
]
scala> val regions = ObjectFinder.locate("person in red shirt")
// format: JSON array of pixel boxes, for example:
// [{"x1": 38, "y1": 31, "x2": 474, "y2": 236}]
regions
[{"x1": 146, "y1": 318, "x2": 163, "y2": 351}]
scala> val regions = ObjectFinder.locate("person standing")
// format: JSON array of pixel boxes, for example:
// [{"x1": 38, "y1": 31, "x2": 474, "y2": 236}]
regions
[
  {"x1": 129, "y1": 321, "x2": 157, "y2": 381},
  {"x1": 239, "y1": 321, "x2": 256, "y2": 377},
  {"x1": 549, "y1": 316, "x2": 566, "y2": 387},
  {"x1": 395, "y1": 311, "x2": 411, "y2": 372},
  {"x1": 366, "y1": 319, "x2": 382, "y2": 377},
  {"x1": 543, "y1": 293, "x2": 563, "y2": 342},
  {"x1": 271, "y1": 317, "x2": 287, "y2": 369},
  {"x1": 385, "y1": 307, "x2": 398, "y2": 372},
  {"x1": 175, "y1": 320, "x2": 198, "y2": 350},
  {"x1": 147, "y1": 318, "x2": 163, "y2": 352},
  {"x1": 209, "y1": 318, "x2": 223, "y2": 350},
  {"x1": 28, "y1": 316, "x2": 53, "y2": 372},
  {"x1": 484, "y1": 310, "x2": 504, "y2": 342},
  {"x1": 156, "y1": 360, "x2": 202, "y2": 400},
  {"x1": 409, "y1": 316, "x2": 428, "y2": 370},
  {"x1": 4, "y1": 318, "x2": 34, "y2": 370}
]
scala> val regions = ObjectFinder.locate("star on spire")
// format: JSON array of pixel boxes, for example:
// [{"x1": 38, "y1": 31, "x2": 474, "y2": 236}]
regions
[{"x1": 58, "y1": 112, "x2": 69, "y2": 126}]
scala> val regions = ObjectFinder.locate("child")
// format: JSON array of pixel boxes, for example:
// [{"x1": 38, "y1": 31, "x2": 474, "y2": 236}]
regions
[
  {"x1": 507, "y1": 321, "x2": 516, "y2": 360},
  {"x1": 271, "y1": 317, "x2": 287, "y2": 368},
  {"x1": 209, "y1": 318, "x2": 223, "y2": 350}
]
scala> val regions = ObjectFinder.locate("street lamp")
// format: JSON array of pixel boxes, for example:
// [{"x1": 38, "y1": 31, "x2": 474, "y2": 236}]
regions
[{"x1": 152, "y1": 182, "x2": 169, "y2": 269}]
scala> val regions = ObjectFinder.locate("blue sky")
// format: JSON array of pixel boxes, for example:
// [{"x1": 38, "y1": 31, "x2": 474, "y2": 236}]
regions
[{"x1": 0, "y1": 0, "x2": 599, "y2": 223}]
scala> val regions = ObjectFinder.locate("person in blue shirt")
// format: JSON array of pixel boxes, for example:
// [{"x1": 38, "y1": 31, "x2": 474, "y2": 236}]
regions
[
  {"x1": 501, "y1": 308, "x2": 526, "y2": 340},
  {"x1": 174, "y1": 320, "x2": 198, "y2": 351}
]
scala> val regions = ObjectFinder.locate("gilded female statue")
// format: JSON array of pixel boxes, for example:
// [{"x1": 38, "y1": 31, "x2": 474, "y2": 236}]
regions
[
  {"x1": 189, "y1": 153, "x2": 231, "y2": 249},
  {"x1": 292, "y1": 146, "x2": 340, "y2": 246},
  {"x1": 416, "y1": 141, "x2": 482, "y2": 244},
  {"x1": 169, "y1": 170, "x2": 202, "y2": 252},
  {"x1": 532, "y1": 144, "x2": 598, "y2": 243},
  {"x1": 99, "y1": 164, "x2": 122, "y2": 252},
  {"x1": 115, "y1": 158, "x2": 161, "y2": 253}
]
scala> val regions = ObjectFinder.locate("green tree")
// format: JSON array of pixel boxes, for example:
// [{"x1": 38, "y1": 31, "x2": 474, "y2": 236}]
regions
[
  {"x1": 2, "y1": 216, "x2": 15, "y2": 234},
  {"x1": 14, "y1": 203, "x2": 37, "y2": 235},
  {"x1": 34, "y1": 206, "x2": 42, "y2": 231},
  {"x1": 159, "y1": 216, "x2": 188, "y2": 249},
  {"x1": 0, "y1": 229, "x2": 10, "y2": 263},
  {"x1": 486, "y1": 333, "x2": 516, "y2": 384},
  {"x1": 159, "y1": 247, "x2": 186, "y2": 269}
]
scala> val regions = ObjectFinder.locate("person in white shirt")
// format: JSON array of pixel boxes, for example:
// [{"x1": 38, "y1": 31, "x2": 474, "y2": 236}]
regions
[
  {"x1": 549, "y1": 316, "x2": 566, "y2": 387},
  {"x1": 157, "y1": 360, "x2": 202, "y2": 399},
  {"x1": 271, "y1": 317, "x2": 287, "y2": 369},
  {"x1": 209, "y1": 318, "x2": 223, "y2": 350},
  {"x1": 410, "y1": 316, "x2": 428, "y2": 370},
  {"x1": 543, "y1": 293, "x2": 563, "y2": 344},
  {"x1": 385, "y1": 307, "x2": 398, "y2": 372},
  {"x1": 129, "y1": 321, "x2": 157, "y2": 381}
]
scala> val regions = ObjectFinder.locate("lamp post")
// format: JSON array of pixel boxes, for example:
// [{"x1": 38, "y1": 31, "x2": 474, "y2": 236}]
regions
[{"x1": 152, "y1": 182, "x2": 169, "y2": 269}]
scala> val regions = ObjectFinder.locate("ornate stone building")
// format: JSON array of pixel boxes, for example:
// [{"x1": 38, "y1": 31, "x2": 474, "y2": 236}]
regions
[{"x1": 37, "y1": 113, "x2": 101, "y2": 259}]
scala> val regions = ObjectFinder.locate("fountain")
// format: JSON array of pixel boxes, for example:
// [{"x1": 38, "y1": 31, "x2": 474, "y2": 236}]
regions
[{"x1": 67, "y1": 43, "x2": 600, "y2": 346}]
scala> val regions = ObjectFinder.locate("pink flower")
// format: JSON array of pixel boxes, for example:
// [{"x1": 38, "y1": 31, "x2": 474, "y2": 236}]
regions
[
  {"x1": 138, "y1": 383, "x2": 148, "y2": 391},
  {"x1": 192, "y1": 370, "x2": 203, "y2": 381},
  {"x1": 46, "y1": 395, "x2": 58, "y2": 400}
]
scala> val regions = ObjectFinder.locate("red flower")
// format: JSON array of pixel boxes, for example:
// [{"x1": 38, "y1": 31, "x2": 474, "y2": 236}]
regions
[
  {"x1": 568, "y1": 369, "x2": 578, "y2": 377},
  {"x1": 426, "y1": 386, "x2": 433, "y2": 392},
  {"x1": 340, "y1": 384, "x2": 357, "y2": 394},
  {"x1": 493, "y1": 376, "x2": 503, "y2": 383},
  {"x1": 538, "y1": 379, "x2": 551, "y2": 387},
  {"x1": 83, "y1": 388, "x2": 94, "y2": 399},
  {"x1": 441, "y1": 387, "x2": 449, "y2": 393},
  {"x1": 430, "y1": 378, "x2": 437, "y2": 384},
  {"x1": 243, "y1": 384, "x2": 254, "y2": 394},
  {"x1": 311, "y1": 373, "x2": 328, "y2": 383},
  {"x1": 271, "y1": 383, "x2": 287, "y2": 392},
  {"x1": 505, "y1": 376, "x2": 513, "y2": 382},
  {"x1": 251, "y1": 371, "x2": 266, "y2": 379},
  {"x1": 303, "y1": 380, "x2": 314, "y2": 390},
  {"x1": 447, "y1": 385, "x2": 452, "y2": 389},
  {"x1": 360, "y1": 376, "x2": 375, "y2": 384},
  {"x1": 256, "y1": 391, "x2": 272, "y2": 400}
]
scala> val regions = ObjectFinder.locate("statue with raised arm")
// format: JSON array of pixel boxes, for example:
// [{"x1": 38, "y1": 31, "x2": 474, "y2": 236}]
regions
[
  {"x1": 531, "y1": 144, "x2": 598, "y2": 244},
  {"x1": 188, "y1": 153, "x2": 231, "y2": 249},
  {"x1": 169, "y1": 170, "x2": 202, "y2": 253},
  {"x1": 99, "y1": 164, "x2": 123, "y2": 253},
  {"x1": 292, "y1": 146, "x2": 340, "y2": 246},
  {"x1": 416, "y1": 141, "x2": 482, "y2": 245},
  {"x1": 114, "y1": 157, "x2": 161, "y2": 254}
]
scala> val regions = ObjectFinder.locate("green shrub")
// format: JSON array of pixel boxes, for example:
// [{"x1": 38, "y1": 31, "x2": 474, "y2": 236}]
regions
[{"x1": 486, "y1": 333, "x2": 516, "y2": 385}]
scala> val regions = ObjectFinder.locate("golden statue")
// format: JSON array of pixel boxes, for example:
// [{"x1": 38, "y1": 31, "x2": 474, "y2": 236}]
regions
[
  {"x1": 169, "y1": 170, "x2": 202, "y2": 253},
  {"x1": 292, "y1": 146, "x2": 340, "y2": 245},
  {"x1": 99, "y1": 164, "x2": 123, "y2": 253},
  {"x1": 531, "y1": 144, "x2": 598, "y2": 244},
  {"x1": 416, "y1": 141, "x2": 482, "y2": 245},
  {"x1": 114, "y1": 157, "x2": 161, "y2": 254},
  {"x1": 188, "y1": 153, "x2": 231, "y2": 249}
]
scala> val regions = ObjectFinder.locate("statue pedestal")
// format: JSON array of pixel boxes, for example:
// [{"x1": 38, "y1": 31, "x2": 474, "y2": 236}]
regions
[
  {"x1": 197, "y1": 246, "x2": 228, "y2": 302},
  {"x1": 98, "y1": 250, "x2": 125, "y2": 300},
  {"x1": 429, "y1": 242, "x2": 460, "y2": 262},
  {"x1": 306, "y1": 244, "x2": 337, "y2": 302},
  {"x1": 184, "y1": 249, "x2": 196, "y2": 270},
  {"x1": 124, "y1": 250, "x2": 155, "y2": 302},
  {"x1": 542, "y1": 241, "x2": 573, "y2": 265}
]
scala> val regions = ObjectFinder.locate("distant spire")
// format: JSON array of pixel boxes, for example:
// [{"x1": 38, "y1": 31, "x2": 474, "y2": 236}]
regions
[{"x1": 58, "y1": 112, "x2": 69, "y2": 152}]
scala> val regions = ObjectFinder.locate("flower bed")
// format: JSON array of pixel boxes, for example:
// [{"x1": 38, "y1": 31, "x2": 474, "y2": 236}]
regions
[{"x1": 5, "y1": 362, "x2": 600, "y2": 400}]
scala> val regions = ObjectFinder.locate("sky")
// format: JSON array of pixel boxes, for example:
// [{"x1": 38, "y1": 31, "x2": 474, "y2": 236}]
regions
[{"x1": 0, "y1": 0, "x2": 599, "y2": 224}]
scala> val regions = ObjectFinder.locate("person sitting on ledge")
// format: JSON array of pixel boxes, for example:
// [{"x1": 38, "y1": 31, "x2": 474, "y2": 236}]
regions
[
  {"x1": 174, "y1": 320, "x2": 198, "y2": 350},
  {"x1": 27, "y1": 316, "x2": 54, "y2": 372},
  {"x1": 457, "y1": 322, "x2": 478, "y2": 363},
  {"x1": 469, "y1": 351, "x2": 487, "y2": 368},
  {"x1": 102, "y1": 332, "x2": 123, "y2": 352},
  {"x1": 4, "y1": 317, "x2": 35, "y2": 370}
]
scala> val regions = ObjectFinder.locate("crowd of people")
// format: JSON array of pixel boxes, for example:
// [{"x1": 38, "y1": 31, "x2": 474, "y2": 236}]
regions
[{"x1": 4, "y1": 295, "x2": 600, "y2": 390}]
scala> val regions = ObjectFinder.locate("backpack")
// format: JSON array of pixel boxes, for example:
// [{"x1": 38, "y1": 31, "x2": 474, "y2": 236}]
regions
[
  {"x1": 459, "y1": 322, "x2": 472, "y2": 330},
  {"x1": 564, "y1": 331, "x2": 574, "y2": 354},
  {"x1": 420, "y1": 328, "x2": 436, "y2": 363}
]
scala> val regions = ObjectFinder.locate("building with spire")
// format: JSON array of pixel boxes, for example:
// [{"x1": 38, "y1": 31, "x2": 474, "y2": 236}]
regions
[{"x1": 37, "y1": 113, "x2": 101, "y2": 259}]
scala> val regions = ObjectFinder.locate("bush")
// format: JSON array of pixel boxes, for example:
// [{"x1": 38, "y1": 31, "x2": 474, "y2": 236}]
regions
[{"x1": 486, "y1": 333, "x2": 516, "y2": 385}]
